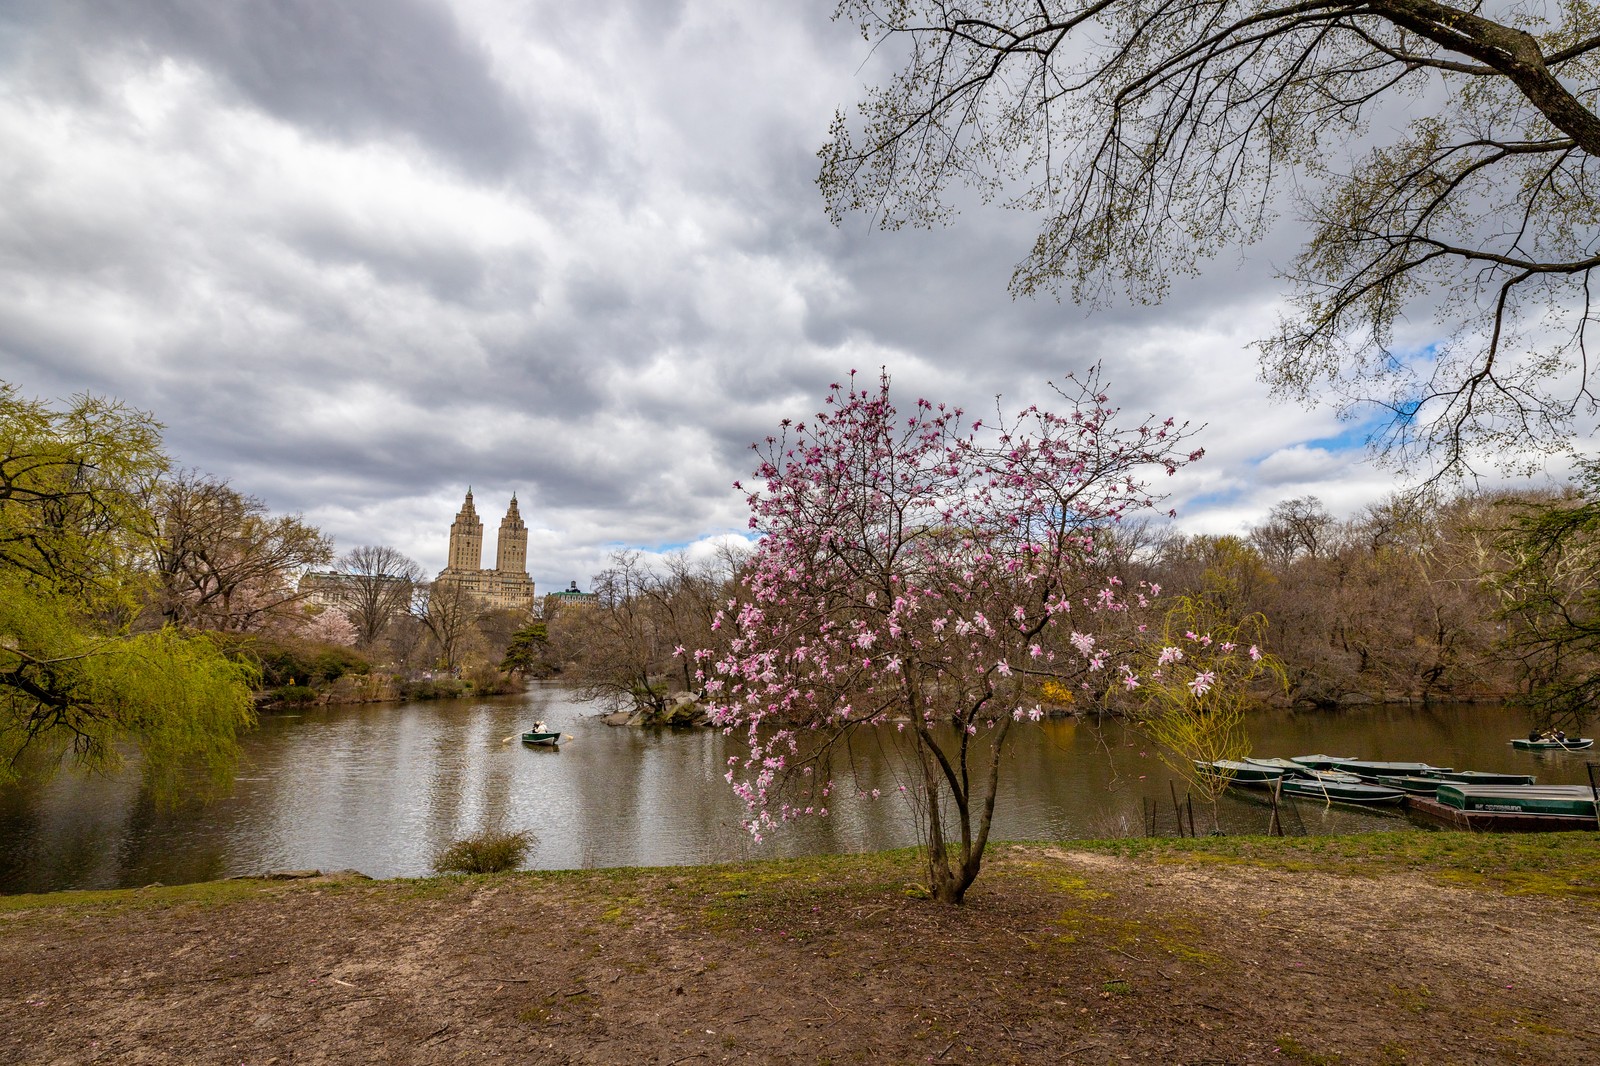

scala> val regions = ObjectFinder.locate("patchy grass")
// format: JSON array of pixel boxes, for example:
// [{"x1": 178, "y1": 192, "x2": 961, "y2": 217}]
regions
[
  {"x1": 1074, "y1": 831, "x2": 1600, "y2": 903},
  {"x1": 1275, "y1": 1035, "x2": 1344, "y2": 1064},
  {"x1": 0, "y1": 877, "x2": 273, "y2": 915}
]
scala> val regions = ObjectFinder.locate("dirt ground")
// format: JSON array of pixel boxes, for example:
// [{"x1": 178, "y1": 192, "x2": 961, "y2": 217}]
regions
[{"x1": 2, "y1": 843, "x2": 1597, "y2": 1065}]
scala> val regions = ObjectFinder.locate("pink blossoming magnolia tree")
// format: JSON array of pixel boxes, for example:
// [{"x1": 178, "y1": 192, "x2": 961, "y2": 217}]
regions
[{"x1": 699, "y1": 368, "x2": 1206, "y2": 904}]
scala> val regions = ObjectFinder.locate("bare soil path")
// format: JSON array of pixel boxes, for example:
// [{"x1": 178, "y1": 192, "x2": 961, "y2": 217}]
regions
[{"x1": 3, "y1": 838, "x2": 1597, "y2": 1064}]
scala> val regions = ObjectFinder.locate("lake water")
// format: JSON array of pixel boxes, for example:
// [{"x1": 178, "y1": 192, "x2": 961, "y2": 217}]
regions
[{"x1": 2, "y1": 686, "x2": 1594, "y2": 894}]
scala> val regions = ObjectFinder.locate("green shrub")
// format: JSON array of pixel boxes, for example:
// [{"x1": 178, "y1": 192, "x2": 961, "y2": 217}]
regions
[
  {"x1": 273, "y1": 684, "x2": 317, "y2": 705},
  {"x1": 220, "y1": 636, "x2": 372, "y2": 689},
  {"x1": 432, "y1": 828, "x2": 533, "y2": 874},
  {"x1": 311, "y1": 646, "x2": 370, "y2": 683},
  {"x1": 398, "y1": 678, "x2": 471, "y2": 700}
]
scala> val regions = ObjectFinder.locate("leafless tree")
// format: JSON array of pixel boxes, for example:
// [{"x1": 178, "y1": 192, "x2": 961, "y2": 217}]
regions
[
  {"x1": 1250, "y1": 497, "x2": 1338, "y2": 566},
  {"x1": 330, "y1": 545, "x2": 423, "y2": 650},
  {"x1": 145, "y1": 471, "x2": 331, "y2": 631},
  {"x1": 413, "y1": 579, "x2": 484, "y2": 673},
  {"x1": 554, "y1": 548, "x2": 747, "y2": 715},
  {"x1": 821, "y1": 0, "x2": 1600, "y2": 477}
]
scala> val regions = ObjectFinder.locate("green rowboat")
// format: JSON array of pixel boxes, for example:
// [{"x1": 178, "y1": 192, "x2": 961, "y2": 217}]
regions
[
  {"x1": 1243, "y1": 757, "x2": 1313, "y2": 777},
  {"x1": 1423, "y1": 769, "x2": 1537, "y2": 786},
  {"x1": 1434, "y1": 784, "x2": 1597, "y2": 817},
  {"x1": 521, "y1": 720, "x2": 562, "y2": 747},
  {"x1": 1327, "y1": 759, "x2": 1451, "y2": 780},
  {"x1": 1278, "y1": 778, "x2": 1406, "y2": 806},
  {"x1": 1195, "y1": 759, "x2": 1288, "y2": 786},
  {"x1": 1289, "y1": 754, "x2": 1359, "y2": 771},
  {"x1": 1509, "y1": 737, "x2": 1594, "y2": 752},
  {"x1": 1375, "y1": 775, "x2": 1448, "y2": 795},
  {"x1": 1245, "y1": 758, "x2": 1363, "y2": 784}
]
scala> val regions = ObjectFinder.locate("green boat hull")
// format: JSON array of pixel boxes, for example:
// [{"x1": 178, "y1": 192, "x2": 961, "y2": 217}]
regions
[
  {"x1": 1329, "y1": 759, "x2": 1451, "y2": 780},
  {"x1": 1279, "y1": 779, "x2": 1406, "y2": 806},
  {"x1": 1289, "y1": 754, "x2": 1358, "y2": 771},
  {"x1": 1435, "y1": 784, "x2": 1597, "y2": 817},
  {"x1": 1424, "y1": 770, "x2": 1536, "y2": 786},
  {"x1": 1509, "y1": 737, "x2": 1594, "y2": 752},
  {"x1": 1195, "y1": 760, "x2": 1287, "y2": 786},
  {"x1": 1375, "y1": 775, "x2": 1447, "y2": 795}
]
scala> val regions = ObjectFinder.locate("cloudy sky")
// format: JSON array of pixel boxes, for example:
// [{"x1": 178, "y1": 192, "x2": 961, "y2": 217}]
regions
[{"x1": 0, "y1": 0, "x2": 1565, "y2": 588}]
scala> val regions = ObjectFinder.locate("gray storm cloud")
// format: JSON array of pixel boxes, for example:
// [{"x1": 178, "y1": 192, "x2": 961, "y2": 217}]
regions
[{"x1": 0, "y1": 0, "x2": 1481, "y2": 589}]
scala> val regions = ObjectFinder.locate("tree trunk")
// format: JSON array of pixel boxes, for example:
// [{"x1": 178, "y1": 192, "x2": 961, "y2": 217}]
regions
[{"x1": 919, "y1": 742, "x2": 967, "y2": 904}]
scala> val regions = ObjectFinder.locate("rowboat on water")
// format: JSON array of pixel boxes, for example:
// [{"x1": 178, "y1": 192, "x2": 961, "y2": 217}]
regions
[
  {"x1": 1242, "y1": 757, "x2": 1312, "y2": 776},
  {"x1": 521, "y1": 720, "x2": 562, "y2": 748},
  {"x1": 1303, "y1": 768, "x2": 1364, "y2": 785},
  {"x1": 1194, "y1": 759, "x2": 1288, "y2": 786},
  {"x1": 1327, "y1": 758, "x2": 1452, "y2": 781},
  {"x1": 1244, "y1": 757, "x2": 1364, "y2": 784},
  {"x1": 1509, "y1": 736, "x2": 1594, "y2": 752},
  {"x1": 1278, "y1": 778, "x2": 1407, "y2": 806},
  {"x1": 1435, "y1": 784, "x2": 1598, "y2": 818},
  {"x1": 1376, "y1": 775, "x2": 1450, "y2": 796},
  {"x1": 1289, "y1": 754, "x2": 1360, "y2": 771},
  {"x1": 1423, "y1": 769, "x2": 1537, "y2": 786}
]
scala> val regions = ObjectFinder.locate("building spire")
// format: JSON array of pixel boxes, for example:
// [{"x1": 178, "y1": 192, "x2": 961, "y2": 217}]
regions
[{"x1": 447, "y1": 487, "x2": 484, "y2": 571}]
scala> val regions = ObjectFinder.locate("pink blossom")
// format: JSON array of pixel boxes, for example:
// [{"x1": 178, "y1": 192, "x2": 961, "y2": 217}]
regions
[{"x1": 693, "y1": 366, "x2": 1203, "y2": 886}]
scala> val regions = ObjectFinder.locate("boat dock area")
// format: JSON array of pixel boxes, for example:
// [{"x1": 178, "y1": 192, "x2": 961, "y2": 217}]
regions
[
  {"x1": 1199, "y1": 750, "x2": 1600, "y2": 833},
  {"x1": 1404, "y1": 795, "x2": 1599, "y2": 833}
]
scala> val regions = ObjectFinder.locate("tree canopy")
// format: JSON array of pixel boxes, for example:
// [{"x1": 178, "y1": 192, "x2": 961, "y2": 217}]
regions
[
  {"x1": 820, "y1": 0, "x2": 1600, "y2": 476},
  {"x1": 0, "y1": 382, "x2": 257, "y2": 793},
  {"x1": 702, "y1": 369, "x2": 1224, "y2": 902},
  {"x1": 147, "y1": 470, "x2": 332, "y2": 632},
  {"x1": 329, "y1": 544, "x2": 424, "y2": 650}
]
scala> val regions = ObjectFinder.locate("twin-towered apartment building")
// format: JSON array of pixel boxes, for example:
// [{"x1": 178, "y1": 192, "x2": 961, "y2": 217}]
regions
[
  {"x1": 301, "y1": 488, "x2": 596, "y2": 616},
  {"x1": 435, "y1": 488, "x2": 538, "y2": 612}
]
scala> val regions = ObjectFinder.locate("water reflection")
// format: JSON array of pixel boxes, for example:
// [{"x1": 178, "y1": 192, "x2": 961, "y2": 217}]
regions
[{"x1": 1, "y1": 687, "x2": 1592, "y2": 894}]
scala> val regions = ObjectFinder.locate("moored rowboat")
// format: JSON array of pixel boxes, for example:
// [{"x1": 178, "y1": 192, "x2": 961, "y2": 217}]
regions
[
  {"x1": 1289, "y1": 754, "x2": 1359, "y2": 771},
  {"x1": 1423, "y1": 769, "x2": 1537, "y2": 786},
  {"x1": 1327, "y1": 759, "x2": 1452, "y2": 781},
  {"x1": 1278, "y1": 778, "x2": 1406, "y2": 806},
  {"x1": 1195, "y1": 759, "x2": 1288, "y2": 786},
  {"x1": 1435, "y1": 784, "x2": 1597, "y2": 817},
  {"x1": 1243, "y1": 757, "x2": 1313, "y2": 777},
  {"x1": 1375, "y1": 775, "x2": 1447, "y2": 796},
  {"x1": 1244, "y1": 758, "x2": 1363, "y2": 785}
]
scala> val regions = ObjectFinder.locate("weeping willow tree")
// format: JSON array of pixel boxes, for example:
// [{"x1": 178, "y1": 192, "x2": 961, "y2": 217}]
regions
[
  {"x1": 1132, "y1": 597, "x2": 1285, "y2": 828},
  {"x1": 0, "y1": 580, "x2": 258, "y2": 795},
  {"x1": 1, "y1": 381, "x2": 258, "y2": 798}
]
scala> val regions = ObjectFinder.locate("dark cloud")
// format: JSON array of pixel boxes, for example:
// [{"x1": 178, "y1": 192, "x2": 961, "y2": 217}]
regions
[
  {"x1": 0, "y1": 0, "x2": 1448, "y2": 587},
  {"x1": 23, "y1": 0, "x2": 533, "y2": 176}
]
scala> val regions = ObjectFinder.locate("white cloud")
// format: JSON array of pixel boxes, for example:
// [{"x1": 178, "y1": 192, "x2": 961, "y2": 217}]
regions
[{"x1": 0, "y1": 0, "x2": 1558, "y2": 594}]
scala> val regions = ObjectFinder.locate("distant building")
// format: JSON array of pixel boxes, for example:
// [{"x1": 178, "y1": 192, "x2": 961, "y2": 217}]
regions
[
  {"x1": 434, "y1": 488, "x2": 537, "y2": 613},
  {"x1": 545, "y1": 580, "x2": 599, "y2": 613},
  {"x1": 298, "y1": 569, "x2": 411, "y2": 609}
]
